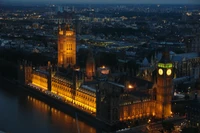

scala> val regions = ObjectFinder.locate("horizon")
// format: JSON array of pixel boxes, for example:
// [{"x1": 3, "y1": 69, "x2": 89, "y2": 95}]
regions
[{"x1": 1, "y1": 0, "x2": 200, "y2": 6}]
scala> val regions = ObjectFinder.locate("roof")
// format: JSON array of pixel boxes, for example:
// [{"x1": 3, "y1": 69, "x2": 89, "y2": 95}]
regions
[
  {"x1": 54, "y1": 72, "x2": 73, "y2": 82},
  {"x1": 118, "y1": 76, "x2": 154, "y2": 90},
  {"x1": 171, "y1": 56, "x2": 184, "y2": 62},
  {"x1": 173, "y1": 76, "x2": 191, "y2": 84},
  {"x1": 81, "y1": 85, "x2": 96, "y2": 93},
  {"x1": 155, "y1": 52, "x2": 162, "y2": 61},
  {"x1": 35, "y1": 69, "x2": 49, "y2": 76},
  {"x1": 130, "y1": 91, "x2": 151, "y2": 98},
  {"x1": 159, "y1": 49, "x2": 171, "y2": 63},
  {"x1": 172, "y1": 52, "x2": 199, "y2": 62},
  {"x1": 141, "y1": 57, "x2": 149, "y2": 66},
  {"x1": 108, "y1": 81, "x2": 125, "y2": 88}
]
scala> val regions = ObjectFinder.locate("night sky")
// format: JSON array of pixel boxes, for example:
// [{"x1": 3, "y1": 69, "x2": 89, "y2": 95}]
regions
[{"x1": 1, "y1": 0, "x2": 200, "y2": 4}]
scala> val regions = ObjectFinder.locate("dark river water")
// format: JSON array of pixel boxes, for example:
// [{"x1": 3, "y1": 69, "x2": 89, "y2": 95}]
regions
[{"x1": 0, "y1": 82, "x2": 97, "y2": 133}]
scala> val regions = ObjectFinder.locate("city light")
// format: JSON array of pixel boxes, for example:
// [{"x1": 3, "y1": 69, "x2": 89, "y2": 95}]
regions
[
  {"x1": 2, "y1": 3, "x2": 199, "y2": 132},
  {"x1": 128, "y1": 84, "x2": 133, "y2": 89}
]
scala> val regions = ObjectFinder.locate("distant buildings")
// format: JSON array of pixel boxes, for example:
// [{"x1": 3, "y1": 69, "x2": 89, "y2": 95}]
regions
[
  {"x1": 191, "y1": 34, "x2": 200, "y2": 53},
  {"x1": 186, "y1": 103, "x2": 200, "y2": 129}
]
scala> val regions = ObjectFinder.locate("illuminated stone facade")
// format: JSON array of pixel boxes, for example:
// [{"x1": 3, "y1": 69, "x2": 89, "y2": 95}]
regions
[
  {"x1": 119, "y1": 96, "x2": 156, "y2": 121},
  {"x1": 18, "y1": 27, "x2": 173, "y2": 126},
  {"x1": 32, "y1": 70, "x2": 48, "y2": 90},
  {"x1": 30, "y1": 69, "x2": 96, "y2": 113},
  {"x1": 156, "y1": 50, "x2": 173, "y2": 118},
  {"x1": 58, "y1": 25, "x2": 76, "y2": 68}
]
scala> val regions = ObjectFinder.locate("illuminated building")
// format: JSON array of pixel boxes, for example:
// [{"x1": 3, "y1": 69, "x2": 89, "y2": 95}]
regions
[
  {"x1": 18, "y1": 25, "x2": 174, "y2": 126},
  {"x1": 156, "y1": 49, "x2": 173, "y2": 118},
  {"x1": 58, "y1": 24, "x2": 76, "y2": 68}
]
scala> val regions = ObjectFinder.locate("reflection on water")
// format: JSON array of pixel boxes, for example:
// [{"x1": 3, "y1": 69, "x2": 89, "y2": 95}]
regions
[
  {"x1": 26, "y1": 95, "x2": 96, "y2": 133},
  {"x1": 0, "y1": 85, "x2": 97, "y2": 133}
]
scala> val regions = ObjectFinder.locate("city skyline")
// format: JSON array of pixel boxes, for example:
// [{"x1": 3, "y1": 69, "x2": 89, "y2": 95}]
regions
[{"x1": 1, "y1": 0, "x2": 200, "y2": 5}]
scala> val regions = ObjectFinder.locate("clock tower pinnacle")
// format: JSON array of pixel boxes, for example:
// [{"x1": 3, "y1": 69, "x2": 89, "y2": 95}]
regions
[{"x1": 156, "y1": 49, "x2": 173, "y2": 119}]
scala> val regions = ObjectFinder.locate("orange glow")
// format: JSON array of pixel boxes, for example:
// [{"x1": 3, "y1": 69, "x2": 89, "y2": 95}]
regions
[
  {"x1": 74, "y1": 68, "x2": 80, "y2": 71},
  {"x1": 128, "y1": 84, "x2": 133, "y2": 89},
  {"x1": 58, "y1": 26, "x2": 76, "y2": 68},
  {"x1": 66, "y1": 31, "x2": 73, "y2": 36},
  {"x1": 32, "y1": 73, "x2": 48, "y2": 90},
  {"x1": 99, "y1": 66, "x2": 109, "y2": 75},
  {"x1": 51, "y1": 79, "x2": 96, "y2": 114},
  {"x1": 59, "y1": 31, "x2": 63, "y2": 35}
]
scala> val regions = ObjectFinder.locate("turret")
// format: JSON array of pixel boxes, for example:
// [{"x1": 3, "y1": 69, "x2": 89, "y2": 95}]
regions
[
  {"x1": 47, "y1": 61, "x2": 52, "y2": 91},
  {"x1": 58, "y1": 23, "x2": 76, "y2": 68},
  {"x1": 18, "y1": 60, "x2": 32, "y2": 85},
  {"x1": 85, "y1": 49, "x2": 95, "y2": 81}
]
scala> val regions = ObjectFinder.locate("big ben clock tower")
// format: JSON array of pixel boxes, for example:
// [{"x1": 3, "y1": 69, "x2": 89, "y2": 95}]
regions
[{"x1": 156, "y1": 49, "x2": 173, "y2": 119}]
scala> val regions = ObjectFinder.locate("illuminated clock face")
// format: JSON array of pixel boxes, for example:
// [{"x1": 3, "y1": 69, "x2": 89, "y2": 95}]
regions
[
  {"x1": 166, "y1": 69, "x2": 172, "y2": 76},
  {"x1": 158, "y1": 68, "x2": 163, "y2": 75}
]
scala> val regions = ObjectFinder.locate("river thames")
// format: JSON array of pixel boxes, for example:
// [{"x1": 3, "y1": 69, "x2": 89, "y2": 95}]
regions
[{"x1": 0, "y1": 83, "x2": 98, "y2": 133}]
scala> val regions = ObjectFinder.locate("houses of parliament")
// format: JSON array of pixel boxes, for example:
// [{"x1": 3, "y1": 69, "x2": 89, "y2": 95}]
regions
[{"x1": 18, "y1": 24, "x2": 174, "y2": 126}]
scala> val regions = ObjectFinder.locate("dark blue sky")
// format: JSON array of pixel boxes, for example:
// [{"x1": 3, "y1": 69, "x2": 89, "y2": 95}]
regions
[{"x1": 1, "y1": 0, "x2": 200, "y2": 4}]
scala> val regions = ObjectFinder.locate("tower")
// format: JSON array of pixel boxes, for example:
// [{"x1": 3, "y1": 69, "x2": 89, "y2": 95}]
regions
[
  {"x1": 58, "y1": 24, "x2": 76, "y2": 68},
  {"x1": 18, "y1": 60, "x2": 32, "y2": 85},
  {"x1": 85, "y1": 50, "x2": 95, "y2": 81},
  {"x1": 156, "y1": 49, "x2": 173, "y2": 119},
  {"x1": 47, "y1": 61, "x2": 52, "y2": 91}
]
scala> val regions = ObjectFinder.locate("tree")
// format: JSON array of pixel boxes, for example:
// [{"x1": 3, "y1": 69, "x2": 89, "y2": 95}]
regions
[
  {"x1": 181, "y1": 127, "x2": 199, "y2": 133},
  {"x1": 162, "y1": 121, "x2": 174, "y2": 133}
]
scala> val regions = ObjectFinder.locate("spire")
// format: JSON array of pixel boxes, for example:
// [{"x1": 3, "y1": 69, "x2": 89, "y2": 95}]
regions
[
  {"x1": 160, "y1": 46, "x2": 170, "y2": 63},
  {"x1": 86, "y1": 49, "x2": 95, "y2": 80},
  {"x1": 87, "y1": 48, "x2": 93, "y2": 57},
  {"x1": 142, "y1": 57, "x2": 149, "y2": 67},
  {"x1": 151, "y1": 55, "x2": 154, "y2": 65},
  {"x1": 72, "y1": 24, "x2": 76, "y2": 32}
]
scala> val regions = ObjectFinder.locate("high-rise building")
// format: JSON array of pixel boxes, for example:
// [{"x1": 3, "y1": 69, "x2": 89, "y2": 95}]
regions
[{"x1": 58, "y1": 24, "x2": 76, "y2": 68}]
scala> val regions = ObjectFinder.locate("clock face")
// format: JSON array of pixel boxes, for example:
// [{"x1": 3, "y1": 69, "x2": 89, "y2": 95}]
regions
[
  {"x1": 166, "y1": 69, "x2": 172, "y2": 76},
  {"x1": 158, "y1": 68, "x2": 163, "y2": 75}
]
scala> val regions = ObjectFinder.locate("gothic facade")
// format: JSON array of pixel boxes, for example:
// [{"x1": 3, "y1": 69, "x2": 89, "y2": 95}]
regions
[{"x1": 18, "y1": 24, "x2": 174, "y2": 126}]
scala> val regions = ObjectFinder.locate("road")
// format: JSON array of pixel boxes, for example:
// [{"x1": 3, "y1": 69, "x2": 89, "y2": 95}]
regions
[{"x1": 116, "y1": 116, "x2": 186, "y2": 133}]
